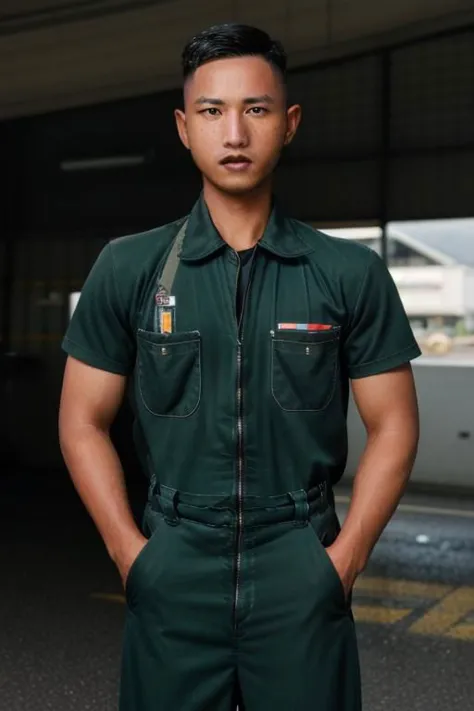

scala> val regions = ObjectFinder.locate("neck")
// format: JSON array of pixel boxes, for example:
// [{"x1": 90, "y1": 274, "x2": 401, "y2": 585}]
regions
[{"x1": 202, "y1": 179, "x2": 273, "y2": 252}]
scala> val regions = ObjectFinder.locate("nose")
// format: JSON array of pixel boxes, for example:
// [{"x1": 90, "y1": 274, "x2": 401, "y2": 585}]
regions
[{"x1": 223, "y1": 111, "x2": 249, "y2": 149}]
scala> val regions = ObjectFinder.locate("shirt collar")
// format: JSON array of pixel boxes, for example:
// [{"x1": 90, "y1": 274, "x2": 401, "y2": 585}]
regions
[{"x1": 179, "y1": 193, "x2": 314, "y2": 262}]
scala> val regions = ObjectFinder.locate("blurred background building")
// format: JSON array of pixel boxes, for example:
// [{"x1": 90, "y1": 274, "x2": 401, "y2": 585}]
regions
[{"x1": 322, "y1": 221, "x2": 474, "y2": 336}]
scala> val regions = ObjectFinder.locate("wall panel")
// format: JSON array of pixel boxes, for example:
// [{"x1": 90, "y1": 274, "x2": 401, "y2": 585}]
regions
[
  {"x1": 288, "y1": 56, "x2": 381, "y2": 159},
  {"x1": 389, "y1": 150, "x2": 474, "y2": 221},
  {"x1": 391, "y1": 33, "x2": 474, "y2": 150},
  {"x1": 276, "y1": 159, "x2": 379, "y2": 222}
]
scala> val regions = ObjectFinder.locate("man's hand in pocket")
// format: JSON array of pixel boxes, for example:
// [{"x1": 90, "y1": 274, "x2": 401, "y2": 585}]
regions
[{"x1": 114, "y1": 533, "x2": 149, "y2": 589}]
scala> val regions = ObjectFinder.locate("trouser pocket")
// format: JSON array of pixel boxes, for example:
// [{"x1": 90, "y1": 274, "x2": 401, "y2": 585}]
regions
[
  {"x1": 308, "y1": 506, "x2": 350, "y2": 610},
  {"x1": 125, "y1": 515, "x2": 166, "y2": 610}
]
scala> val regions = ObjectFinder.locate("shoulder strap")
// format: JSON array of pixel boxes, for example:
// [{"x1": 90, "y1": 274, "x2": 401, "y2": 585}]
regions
[{"x1": 158, "y1": 219, "x2": 188, "y2": 295}]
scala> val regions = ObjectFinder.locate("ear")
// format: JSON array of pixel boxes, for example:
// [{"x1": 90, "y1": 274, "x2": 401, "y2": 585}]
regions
[
  {"x1": 284, "y1": 104, "x2": 302, "y2": 146},
  {"x1": 174, "y1": 109, "x2": 190, "y2": 150}
]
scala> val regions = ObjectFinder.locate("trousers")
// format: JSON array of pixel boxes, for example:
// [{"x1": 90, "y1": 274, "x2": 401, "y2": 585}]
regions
[{"x1": 119, "y1": 484, "x2": 361, "y2": 710}]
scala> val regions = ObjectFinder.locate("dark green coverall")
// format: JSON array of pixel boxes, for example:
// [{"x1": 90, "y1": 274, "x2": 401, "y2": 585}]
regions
[{"x1": 63, "y1": 195, "x2": 421, "y2": 710}]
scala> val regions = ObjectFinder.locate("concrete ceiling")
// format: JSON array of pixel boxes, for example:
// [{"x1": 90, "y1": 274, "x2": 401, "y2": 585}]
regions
[
  {"x1": 0, "y1": 0, "x2": 473, "y2": 119},
  {"x1": 0, "y1": 1, "x2": 172, "y2": 34},
  {"x1": 0, "y1": 0, "x2": 82, "y2": 13}
]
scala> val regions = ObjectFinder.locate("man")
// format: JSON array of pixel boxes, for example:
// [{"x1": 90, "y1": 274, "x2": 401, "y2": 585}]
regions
[{"x1": 59, "y1": 23, "x2": 420, "y2": 711}]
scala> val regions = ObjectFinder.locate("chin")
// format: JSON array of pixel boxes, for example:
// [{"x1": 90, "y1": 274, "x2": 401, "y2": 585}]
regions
[{"x1": 208, "y1": 175, "x2": 268, "y2": 197}]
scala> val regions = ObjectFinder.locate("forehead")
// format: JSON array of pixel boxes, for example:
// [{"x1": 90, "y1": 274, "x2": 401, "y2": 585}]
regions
[{"x1": 184, "y1": 56, "x2": 284, "y2": 102}]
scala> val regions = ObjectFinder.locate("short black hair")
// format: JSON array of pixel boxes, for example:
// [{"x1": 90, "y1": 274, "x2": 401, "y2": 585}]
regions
[{"x1": 182, "y1": 23, "x2": 287, "y2": 82}]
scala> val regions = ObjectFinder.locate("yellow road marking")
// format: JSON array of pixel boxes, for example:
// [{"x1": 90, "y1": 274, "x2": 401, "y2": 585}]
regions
[
  {"x1": 409, "y1": 587, "x2": 474, "y2": 636},
  {"x1": 445, "y1": 623, "x2": 474, "y2": 642},
  {"x1": 352, "y1": 605, "x2": 412, "y2": 624},
  {"x1": 354, "y1": 576, "x2": 451, "y2": 600},
  {"x1": 91, "y1": 593, "x2": 125, "y2": 604},
  {"x1": 335, "y1": 495, "x2": 474, "y2": 519}
]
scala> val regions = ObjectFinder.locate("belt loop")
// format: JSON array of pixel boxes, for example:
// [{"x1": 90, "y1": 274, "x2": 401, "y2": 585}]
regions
[
  {"x1": 325, "y1": 482, "x2": 335, "y2": 509},
  {"x1": 160, "y1": 487, "x2": 180, "y2": 526},
  {"x1": 288, "y1": 489, "x2": 309, "y2": 527}
]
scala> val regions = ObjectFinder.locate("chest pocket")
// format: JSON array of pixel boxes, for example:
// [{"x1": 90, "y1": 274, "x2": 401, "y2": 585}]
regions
[
  {"x1": 271, "y1": 328, "x2": 340, "y2": 412},
  {"x1": 137, "y1": 329, "x2": 201, "y2": 418}
]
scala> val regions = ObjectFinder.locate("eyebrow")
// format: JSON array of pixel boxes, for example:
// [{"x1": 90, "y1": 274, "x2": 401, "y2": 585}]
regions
[
  {"x1": 195, "y1": 97, "x2": 225, "y2": 106},
  {"x1": 243, "y1": 95, "x2": 275, "y2": 105},
  {"x1": 194, "y1": 94, "x2": 275, "y2": 106}
]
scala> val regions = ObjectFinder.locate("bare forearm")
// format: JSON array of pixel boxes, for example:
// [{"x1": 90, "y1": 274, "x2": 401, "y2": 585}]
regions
[
  {"x1": 337, "y1": 426, "x2": 418, "y2": 573},
  {"x1": 60, "y1": 425, "x2": 142, "y2": 563}
]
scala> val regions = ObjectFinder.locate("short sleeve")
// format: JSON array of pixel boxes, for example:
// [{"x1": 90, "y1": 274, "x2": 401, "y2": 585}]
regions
[
  {"x1": 62, "y1": 243, "x2": 136, "y2": 375},
  {"x1": 343, "y1": 250, "x2": 421, "y2": 379}
]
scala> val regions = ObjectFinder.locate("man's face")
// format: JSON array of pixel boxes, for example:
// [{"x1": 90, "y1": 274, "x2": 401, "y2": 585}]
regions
[{"x1": 175, "y1": 56, "x2": 301, "y2": 195}]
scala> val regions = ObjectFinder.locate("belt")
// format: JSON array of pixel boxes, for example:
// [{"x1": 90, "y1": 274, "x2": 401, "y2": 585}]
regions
[{"x1": 150, "y1": 482, "x2": 332, "y2": 528}]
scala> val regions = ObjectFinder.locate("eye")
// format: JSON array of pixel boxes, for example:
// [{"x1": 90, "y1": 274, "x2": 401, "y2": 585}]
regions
[
  {"x1": 248, "y1": 107, "x2": 268, "y2": 115},
  {"x1": 200, "y1": 108, "x2": 221, "y2": 117}
]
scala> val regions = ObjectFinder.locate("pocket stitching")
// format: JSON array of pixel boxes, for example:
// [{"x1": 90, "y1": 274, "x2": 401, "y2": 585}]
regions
[
  {"x1": 137, "y1": 338, "x2": 202, "y2": 419},
  {"x1": 271, "y1": 337, "x2": 339, "y2": 413},
  {"x1": 272, "y1": 325, "x2": 341, "y2": 344},
  {"x1": 308, "y1": 520, "x2": 348, "y2": 609},
  {"x1": 125, "y1": 533, "x2": 155, "y2": 608},
  {"x1": 273, "y1": 334, "x2": 340, "y2": 347},
  {"x1": 137, "y1": 330, "x2": 201, "y2": 349}
]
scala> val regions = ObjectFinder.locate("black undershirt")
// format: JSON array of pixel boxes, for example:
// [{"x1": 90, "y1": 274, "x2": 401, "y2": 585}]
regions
[{"x1": 236, "y1": 248, "x2": 256, "y2": 321}]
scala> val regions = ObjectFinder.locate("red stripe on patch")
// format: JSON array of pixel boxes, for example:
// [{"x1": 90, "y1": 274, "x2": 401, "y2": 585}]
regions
[{"x1": 307, "y1": 324, "x2": 334, "y2": 331}]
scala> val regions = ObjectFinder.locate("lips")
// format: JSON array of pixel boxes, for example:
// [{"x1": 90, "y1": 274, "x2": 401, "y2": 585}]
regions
[{"x1": 220, "y1": 155, "x2": 252, "y2": 165}]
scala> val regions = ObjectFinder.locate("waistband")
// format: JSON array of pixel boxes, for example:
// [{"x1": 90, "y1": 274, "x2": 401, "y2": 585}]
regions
[{"x1": 150, "y1": 482, "x2": 333, "y2": 528}]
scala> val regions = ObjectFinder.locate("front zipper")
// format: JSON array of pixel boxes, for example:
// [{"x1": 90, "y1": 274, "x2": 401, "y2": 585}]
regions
[
  {"x1": 232, "y1": 247, "x2": 257, "y2": 629},
  {"x1": 234, "y1": 340, "x2": 244, "y2": 626}
]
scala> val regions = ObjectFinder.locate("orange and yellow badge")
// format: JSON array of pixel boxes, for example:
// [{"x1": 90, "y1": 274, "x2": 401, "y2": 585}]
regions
[{"x1": 160, "y1": 310, "x2": 173, "y2": 334}]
